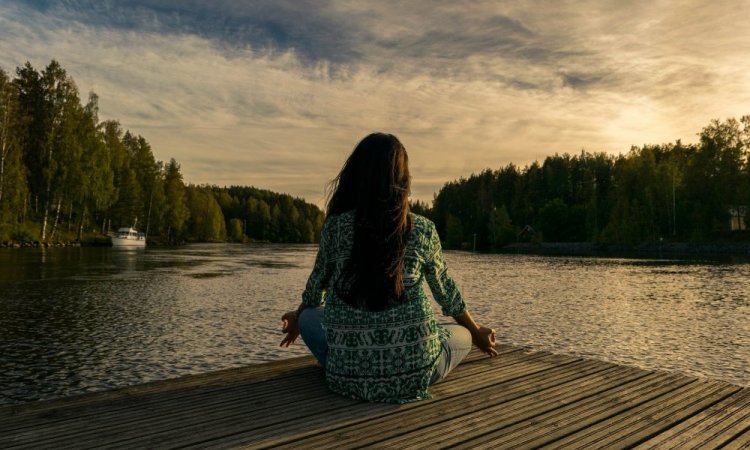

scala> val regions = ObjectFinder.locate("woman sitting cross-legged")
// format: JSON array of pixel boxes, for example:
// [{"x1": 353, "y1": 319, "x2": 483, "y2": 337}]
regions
[{"x1": 280, "y1": 132, "x2": 497, "y2": 403}]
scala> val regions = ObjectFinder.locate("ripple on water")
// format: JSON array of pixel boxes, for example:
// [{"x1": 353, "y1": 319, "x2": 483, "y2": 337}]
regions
[{"x1": 0, "y1": 245, "x2": 748, "y2": 405}]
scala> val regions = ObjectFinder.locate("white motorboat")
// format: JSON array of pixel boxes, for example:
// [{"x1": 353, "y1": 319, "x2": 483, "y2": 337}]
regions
[{"x1": 110, "y1": 226, "x2": 146, "y2": 248}]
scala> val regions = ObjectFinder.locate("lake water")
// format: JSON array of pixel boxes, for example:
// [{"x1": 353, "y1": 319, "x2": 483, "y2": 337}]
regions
[{"x1": 0, "y1": 244, "x2": 748, "y2": 405}]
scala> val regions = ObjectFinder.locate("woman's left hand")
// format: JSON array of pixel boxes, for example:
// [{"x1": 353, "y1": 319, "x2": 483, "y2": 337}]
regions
[
  {"x1": 280, "y1": 311, "x2": 300, "y2": 347},
  {"x1": 471, "y1": 326, "x2": 498, "y2": 357}
]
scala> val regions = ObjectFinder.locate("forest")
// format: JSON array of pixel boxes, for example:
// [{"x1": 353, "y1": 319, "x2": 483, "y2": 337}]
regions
[
  {"x1": 0, "y1": 60, "x2": 324, "y2": 245},
  {"x1": 2, "y1": 60, "x2": 748, "y2": 250},
  {"x1": 427, "y1": 116, "x2": 750, "y2": 250}
]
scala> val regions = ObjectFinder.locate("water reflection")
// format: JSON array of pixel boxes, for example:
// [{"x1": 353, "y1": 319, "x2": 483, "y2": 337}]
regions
[
  {"x1": 447, "y1": 253, "x2": 749, "y2": 390},
  {"x1": 0, "y1": 246, "x2": 748, "y2": 406}
]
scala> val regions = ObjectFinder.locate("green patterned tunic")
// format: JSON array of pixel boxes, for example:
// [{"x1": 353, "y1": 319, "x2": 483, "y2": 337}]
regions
[{"x1": 301, "y1": 211, "x2": 466, "y2": 403}]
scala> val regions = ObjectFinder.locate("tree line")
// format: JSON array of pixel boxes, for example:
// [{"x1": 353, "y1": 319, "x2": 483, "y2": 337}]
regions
[
  {"x1": 426, "y1": 116, "x2": 750, "y2": 250},
  {"x1": 0, "y1": 60, "x2": 324, "y2": 244}
]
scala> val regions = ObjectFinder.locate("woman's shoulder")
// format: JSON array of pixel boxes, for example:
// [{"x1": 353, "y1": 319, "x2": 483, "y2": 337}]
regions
[
  {"x1": 409, "y1": 213, "x2": 437, "y2": 237},
  {"x1": 324, "y1": 210, "x2": 433, "y2": 234},
  {"x1": 410, "y1": 212, "x2": 435, "y2": 228},
  {"x1": 324, "y1": 210, "x2": 355, "y2": 226}
]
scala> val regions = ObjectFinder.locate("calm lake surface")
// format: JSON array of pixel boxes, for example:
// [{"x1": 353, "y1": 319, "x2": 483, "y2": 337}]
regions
[{"x1": 0, "y1": 244, "x2": 748, "y2": 405}]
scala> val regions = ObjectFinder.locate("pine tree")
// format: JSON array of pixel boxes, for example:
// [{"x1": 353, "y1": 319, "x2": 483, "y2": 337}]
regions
[{"x1": 163, "y1": 158, "x2": 189, "y2": 243}]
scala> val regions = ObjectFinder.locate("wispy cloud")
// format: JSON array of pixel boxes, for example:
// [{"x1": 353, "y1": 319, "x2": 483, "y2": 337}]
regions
[{"x1": 1, "y1": 0, "x2": 749, "y2": 205}]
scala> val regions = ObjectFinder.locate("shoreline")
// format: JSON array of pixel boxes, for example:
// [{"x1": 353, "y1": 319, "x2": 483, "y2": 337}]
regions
[
  {"x1": 498, "y1": 241, "x2": 750, "y2": 259},
  {"x1": 4, "y1": 239, "x2": 750, "y2": 259},
  {"x1": 0, "y1": 240, "x2": 84, "y2": 248}
]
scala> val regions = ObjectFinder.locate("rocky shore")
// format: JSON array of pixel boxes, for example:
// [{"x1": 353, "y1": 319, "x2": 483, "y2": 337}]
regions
[
  {"x1": 0, "y1": 236, "x2": 111, "y2": 248},
  {"x1": 0, "y1": 241, "x2": 81, "y2": 248}
]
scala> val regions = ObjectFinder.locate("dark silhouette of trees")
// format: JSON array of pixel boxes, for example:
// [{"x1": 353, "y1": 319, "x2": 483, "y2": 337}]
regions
[
  {"x1": 428, "y1": 117, "x2": 750, "y2": 249},
  {"x1": 3, "y1": 60, "x2": 746, "y2": 248},
  {"x1": 0, "y1": 60, "x2": 324, "y2": 244},
  {"x1": 212, "y1": 186, "x2": 324, "y2": 243}
]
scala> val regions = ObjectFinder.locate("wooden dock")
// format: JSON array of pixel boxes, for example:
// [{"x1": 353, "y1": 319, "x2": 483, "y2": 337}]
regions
[{"x1": 1, "y1": 345, "x2": 748, "y2": 449}]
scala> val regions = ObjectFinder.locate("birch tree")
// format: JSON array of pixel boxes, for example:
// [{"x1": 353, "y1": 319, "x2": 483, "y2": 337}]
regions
[
  {"x1": 72, "y1": 93, "x2": 115, "y2": 240},
  {"x1": 0, "y1": 68, "x2": 26, "y2": 226},
  {"x1": 15, "y1": 61, "x2": 81, "y2": 241}
]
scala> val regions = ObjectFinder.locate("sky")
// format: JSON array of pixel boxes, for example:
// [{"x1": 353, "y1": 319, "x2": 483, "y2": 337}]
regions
[{"x1": 1, "y1": 0, "x2": 749, "y2": 206}]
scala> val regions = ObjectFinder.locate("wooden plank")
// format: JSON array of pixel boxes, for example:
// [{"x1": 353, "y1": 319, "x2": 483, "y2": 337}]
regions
[
  {"x1": 355, "y1": 366, "x2": 648, "y2": 449},
  {"x1": 86, "y1": 352, "x2": 584, "y2": 449},
  {"x1": 542, "y1": 380, "x2": 741, "y2": 449},
  {"x1": 0, "y1": 366, "x2": 327, "y2": 435},
  {"x1": 1, "y1": 355, "x2": 607, "y2": 449},
  {"x1": 6, "y1": 353, "x2": 503, "y2": 449},
  {"x1": 207, "y1": 359, "x2": 602, "y2": 449},
  {"x1": 0, "y1": 365, "x2": 325, "y2": 433},
  {"x1": 0, "y1": 345, "x2": 746, "y2": 450},
  {"x1": 0, "y1": 355, "x2": 316, "y2": 420},
  {"x1": 433, "y1": 352, "x2": 581, "y2": 396},
  {"x1": 3, "y1": 381, "x2": 340, "y2": 449},
  {"x1": 464, "y1": 344, "x2": 521, "y2": 361},
  {"x1": 722, "y1": 428, "x2": 750, "y2": 450},
  {"x1": 1, "y1": 348, "x2": 526, "y2": 447},
  {"x1": 452, "y1": 372, "x2": 690, "y2": 449},
  {"x1": 0, "y1": 347, "x2": 514, "y2": 434},
  {"x1": 634, "y1": 387, "x2": 750, "y2": 449}
]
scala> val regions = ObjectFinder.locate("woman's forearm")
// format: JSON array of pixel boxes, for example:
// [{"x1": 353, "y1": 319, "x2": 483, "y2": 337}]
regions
[{"x1": 453, "y1": 310, "x2": 480, "y2": 334}]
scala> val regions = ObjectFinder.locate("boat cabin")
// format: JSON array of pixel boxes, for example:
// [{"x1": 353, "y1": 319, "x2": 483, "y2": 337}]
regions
[{"x1": 116, "y1": 227, "x2": 145, "y2": 240}]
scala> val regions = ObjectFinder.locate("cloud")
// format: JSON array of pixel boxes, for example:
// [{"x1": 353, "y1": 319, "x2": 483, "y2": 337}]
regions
[
  {"x1": 12, "y1": 0, "x2": 361, "y2": 63},
  {"x1": 1, "y1": 0, "x2": 749, "y2": 206}
]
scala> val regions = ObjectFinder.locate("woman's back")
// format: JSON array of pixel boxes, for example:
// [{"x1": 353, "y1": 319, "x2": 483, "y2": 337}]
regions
[
  {"x1": 301, "y1": 211, "x2": 466, "y2": 403},
  {"x1": 281, "y1": 132, "x2": 496, "y2": 404}
]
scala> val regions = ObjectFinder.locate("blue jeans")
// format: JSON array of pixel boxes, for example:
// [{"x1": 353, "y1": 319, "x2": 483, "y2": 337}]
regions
[{"x1": 298, "y1": 307, "x2": 472, "y2": 384}]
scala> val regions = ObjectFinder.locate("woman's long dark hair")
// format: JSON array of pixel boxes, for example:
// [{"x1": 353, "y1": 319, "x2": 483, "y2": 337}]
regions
[{"x1": 327, "y1": 133, "x2": 413, "y2": 311}]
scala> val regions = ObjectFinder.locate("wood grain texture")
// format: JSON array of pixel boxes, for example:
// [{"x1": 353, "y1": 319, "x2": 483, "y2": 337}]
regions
[{"x1": 0, "y1": 346, "x2": 746, "y2": 450}]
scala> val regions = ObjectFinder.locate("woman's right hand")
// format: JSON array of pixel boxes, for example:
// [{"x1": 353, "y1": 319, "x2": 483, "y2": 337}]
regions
[
  {"x1": 471, "y1": 326, "x2": 498, "y2": 357},
  {"x1": 453, "y1": 310, "x2": 499, "y2": 357}
]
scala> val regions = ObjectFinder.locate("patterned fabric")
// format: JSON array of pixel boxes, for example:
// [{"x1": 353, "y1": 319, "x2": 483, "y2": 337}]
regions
[{"x1": 301, "y1": 211, "x2": 466, "y2": 403}]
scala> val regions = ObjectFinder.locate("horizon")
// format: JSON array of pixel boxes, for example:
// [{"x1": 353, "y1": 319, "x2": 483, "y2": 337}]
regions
[{"x1": 2, "y1": 1, "x2": 749, "y2": 206}]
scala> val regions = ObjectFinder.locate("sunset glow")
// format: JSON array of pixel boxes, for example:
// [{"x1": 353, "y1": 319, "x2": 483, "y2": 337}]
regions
[{"x1": 2, "y1": 0, "x2": 749, "y2": 204}]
